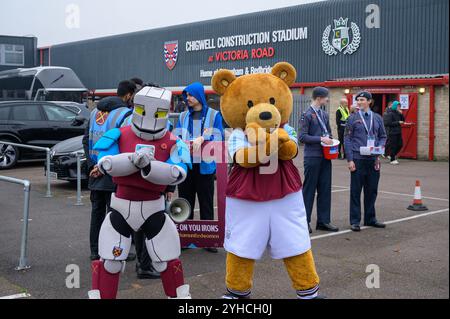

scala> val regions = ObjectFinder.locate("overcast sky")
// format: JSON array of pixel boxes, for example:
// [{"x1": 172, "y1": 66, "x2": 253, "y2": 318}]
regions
[{"x1": 0, "y1": 0, "x2": 323, "y2": 47}]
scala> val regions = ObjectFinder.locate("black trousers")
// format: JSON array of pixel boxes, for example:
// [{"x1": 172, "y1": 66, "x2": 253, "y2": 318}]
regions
[
  {"x1": 350, "y1": 159, "x2": 380, "y2": 226},
  {"x1": 178, "y1": 164, "x2": 215, "y2": 220},
  {"x1": 302, "y1": 157, "x2": 332, "y2": 225},
  {"x1": 388, "y1": 134, "x2": 403, "y2": 161},
  {"x1": 107, "y1": 209, "x2": 169, "y2": 264},
  {"x1": 134, "y1": 229, "x2": 152, "y2": 270},
  {"x1": 89, "y1": 190, "x2": 112, "y2": 255},
  {"x1": 338, "y1": 127, "x2": 346, "y2": 158}
]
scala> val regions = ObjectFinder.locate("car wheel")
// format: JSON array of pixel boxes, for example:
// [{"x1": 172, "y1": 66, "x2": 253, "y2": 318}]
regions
[{"x1": 0, "y1": 140, "x2": 20, "y2": 169}]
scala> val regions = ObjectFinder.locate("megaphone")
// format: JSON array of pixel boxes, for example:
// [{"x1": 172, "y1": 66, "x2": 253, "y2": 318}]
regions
[{"x1": 166, "y1": 198, "x2": 191, "y2": 223}]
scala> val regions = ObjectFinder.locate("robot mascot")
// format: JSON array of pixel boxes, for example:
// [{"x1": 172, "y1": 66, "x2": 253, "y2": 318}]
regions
[{"x1": 89, "y1": 86, "x2": 191, "y2": 299}]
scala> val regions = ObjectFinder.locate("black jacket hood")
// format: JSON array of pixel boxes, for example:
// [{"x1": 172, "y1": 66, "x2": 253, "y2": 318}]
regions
[{"x1": 96, "y1": 96, "x2": 129, "y2": 112}]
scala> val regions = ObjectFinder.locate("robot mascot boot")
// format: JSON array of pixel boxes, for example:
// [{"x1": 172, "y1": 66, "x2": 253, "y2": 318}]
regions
[
  {"x1": 142, "y1": 209, "x2": 191, "y2": 299},
  {"x1": 88, "y1": 209, "x2": 132, "y2": 299},
  {"x1": 90, "y1": 259, "x2": 122, "y2": 299}
]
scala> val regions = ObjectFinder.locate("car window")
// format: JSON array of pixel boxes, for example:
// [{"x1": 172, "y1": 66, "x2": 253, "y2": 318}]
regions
[
  {"x1": 42, "y1": 104, "x2": 76, "y2": 121},
  {"x1": 12, "y1": 104, "x2": 44, "y2": 121},
  {"x1": 0, "y1": 106, "x2": 11, "y2": 120}
]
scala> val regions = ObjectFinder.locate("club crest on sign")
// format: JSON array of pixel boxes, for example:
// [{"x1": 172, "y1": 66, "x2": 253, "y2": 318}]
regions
[
  {"x1": 164, "y1": 41, "x2": 179, "y2": 70},
  {"x1": 322, "y1": 17, "x2": 361, "y2": 56}
]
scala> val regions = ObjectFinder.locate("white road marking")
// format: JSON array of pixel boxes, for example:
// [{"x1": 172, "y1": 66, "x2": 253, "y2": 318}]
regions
[
  {"x1": 378, "y1": 190, "x2": 449, "y2": 202},
  {"x1": 310, "y1": 208, "x2": 449, "y2": 241},
  {"x1": 0, "y1": 293, "x2": 31, "y2": 299},
  {"x1": 332, "y1": 185, "x2": 350, "y2": 189},
  {"x1": 332, "y1": 188, "x2": 350, "y2": 193},
  {"x1": 332, "y1": 185, "x2": 449, "y2": 202}
]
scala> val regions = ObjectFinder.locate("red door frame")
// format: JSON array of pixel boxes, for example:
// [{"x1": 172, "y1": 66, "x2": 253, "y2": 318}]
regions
[{"x1": 397, "y1": 93, "x2": 418, "y2": 159}]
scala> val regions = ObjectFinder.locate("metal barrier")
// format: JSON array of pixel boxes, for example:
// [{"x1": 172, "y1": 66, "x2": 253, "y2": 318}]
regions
[
  {"x1": 0, "y1": 175, "x2": 31, "y2": 270},
  {"x1": 0, "y1": 141, "x2": 52, "y2": 197},
  {"x1": 74, "y1": 152, "x2": 84, "y2": 206}
]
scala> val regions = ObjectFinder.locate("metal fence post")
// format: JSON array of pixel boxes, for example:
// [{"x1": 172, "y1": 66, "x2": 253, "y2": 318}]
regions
[
  {"x1": 45, "y1": 148, "x2": 52, "y2": 198},
  {"x1": 0, "y1": 175, "x2": 32, "y2": 271},
  {"x1": 75, "y1": 152, "x2": 83, "y2": 206},
  {"x1": 17, "y1": 179, "x2": 32, "y2": 271}
]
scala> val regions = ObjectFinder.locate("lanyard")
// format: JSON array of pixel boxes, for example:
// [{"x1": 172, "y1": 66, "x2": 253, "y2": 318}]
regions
[
  {"x1": 358, "y1": 110, "x2": 374, "y2": 136},
  {"x1": 189, "y1": 112, "x2": 207, "y2": 140},
  {"x1": 311, "y1": 107, "x2": 328, "y2": 136}
]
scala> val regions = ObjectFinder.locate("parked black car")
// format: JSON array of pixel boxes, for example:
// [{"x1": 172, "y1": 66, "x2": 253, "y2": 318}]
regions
[
  {"x1": 48, "y1": 135, "x2": 89, "y2": 183},
  {"x1": 0, "y1": 101, "x2": 89, "y2": 169}
]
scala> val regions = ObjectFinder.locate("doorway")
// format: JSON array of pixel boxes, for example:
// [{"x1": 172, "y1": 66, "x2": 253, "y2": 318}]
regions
[{"x1": 370, "y1": 93, "x2": 398, "y2": 115}]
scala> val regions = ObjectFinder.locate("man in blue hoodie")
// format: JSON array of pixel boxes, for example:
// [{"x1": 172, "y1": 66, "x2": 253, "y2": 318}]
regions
[{"x1": 175, "y1": 82, "x2": 224, "y2": 253}]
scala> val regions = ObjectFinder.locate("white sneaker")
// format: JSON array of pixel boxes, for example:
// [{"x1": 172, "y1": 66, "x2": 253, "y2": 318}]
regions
[
  {"x1": 88, "y1": 289, "x2": 101, "y2": 299},
  {"x1": 390, "y1": 160, "x2": 399, "y2": 165},
  {"x1": 387, "y1": 156, "x2": 391, "y2": 161},
  {"x1": 169, "y1": 284, "x2": 191, "y2": 299}
]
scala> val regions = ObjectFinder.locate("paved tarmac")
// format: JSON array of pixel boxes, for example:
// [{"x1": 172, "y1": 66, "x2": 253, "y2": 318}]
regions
[{"x1": 0, "y1": 153, "x2": 448, "y2": 299}]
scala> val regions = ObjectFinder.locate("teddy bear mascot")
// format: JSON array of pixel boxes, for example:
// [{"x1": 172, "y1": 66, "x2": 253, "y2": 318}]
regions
[
  {"x1": 88, "y1": 85, "x2": 191, "y2": 299},
  {"x1": 212, "y1": 62, "x2": 321, "y2": 299}
]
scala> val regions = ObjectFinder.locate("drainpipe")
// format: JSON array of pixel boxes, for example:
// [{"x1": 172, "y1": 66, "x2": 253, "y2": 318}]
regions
[{"x1": 429, "y1": 85, "x2": 435, "y2": 161}]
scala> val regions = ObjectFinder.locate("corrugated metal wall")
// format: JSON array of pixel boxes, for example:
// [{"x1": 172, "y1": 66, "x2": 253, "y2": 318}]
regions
[
  {"x1": 0, "y1": 36, "x2": 37, "y2": 72},
  {"x1": 49, "y1": 0, "x2": 449, "y2": 89}
]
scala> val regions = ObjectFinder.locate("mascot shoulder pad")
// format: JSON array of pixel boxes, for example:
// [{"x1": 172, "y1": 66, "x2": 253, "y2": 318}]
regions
[
  {"x1": 93, "y1": 128, "x2": 121, "y2": 151},
  {"x1": 94, "y1": 128, "x2": 121, "y2": 161}
]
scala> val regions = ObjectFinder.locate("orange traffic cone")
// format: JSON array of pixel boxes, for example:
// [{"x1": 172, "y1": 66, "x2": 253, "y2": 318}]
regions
[{"x1": 407, "y1": 180, "x2": 428, "y2": 211}]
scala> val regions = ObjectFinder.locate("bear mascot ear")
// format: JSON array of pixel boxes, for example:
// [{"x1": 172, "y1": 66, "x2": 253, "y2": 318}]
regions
[
  {"x1": 212, "y1": 69, "x2": 237, "y2": 96},
  {"x1": 271, "y1": 62, "x2": 297, "y2": 87}
]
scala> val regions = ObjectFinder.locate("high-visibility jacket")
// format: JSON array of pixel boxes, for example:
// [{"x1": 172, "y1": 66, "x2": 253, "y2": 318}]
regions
[
  {"x1": 88, "y1": 107, "x2": 130, "y2": 163},
  {"x1": 178, "y1": 107, "x2": 220, "y2": 175}
]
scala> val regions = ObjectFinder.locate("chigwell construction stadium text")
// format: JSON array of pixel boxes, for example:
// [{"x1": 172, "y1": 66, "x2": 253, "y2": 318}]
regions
[{"x1": 185, "y1": 27, "x2": 308, "y2": 52}]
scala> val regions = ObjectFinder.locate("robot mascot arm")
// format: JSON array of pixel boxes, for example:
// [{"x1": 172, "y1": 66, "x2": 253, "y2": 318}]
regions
[
  {"x1": 136, "y1": 139, "x2": 191, "y2": 185},
  {"x1": 98, "y1": 153, "x2": 140, "y2": 177},
  {"x1": 94, "y1": 128, "x2": 139, "y2": 177}
]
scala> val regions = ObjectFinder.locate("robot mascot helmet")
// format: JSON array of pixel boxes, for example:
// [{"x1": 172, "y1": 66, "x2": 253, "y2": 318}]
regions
[
  {"x1": 131, "y1": 86, "x2": 171, "y2": 141},
  {"x1": 89, "y1": 85, "x2": 192, "y2": 299}
]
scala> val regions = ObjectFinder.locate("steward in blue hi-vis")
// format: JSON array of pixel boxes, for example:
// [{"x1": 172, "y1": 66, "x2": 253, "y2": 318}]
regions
[
  {"x1": 175, "y1": 82, "x2": 224, "y2": 222},
  {"x1": 82, "y1": 96, "x2": 132, "y2": 191},
  {"x1": 175, "y1": 82, "x2": 224, "y2": 175}
]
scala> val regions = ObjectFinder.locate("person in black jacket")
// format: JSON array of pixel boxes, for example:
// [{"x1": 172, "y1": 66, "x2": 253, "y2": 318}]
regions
[
  {"x1": 383, "y1": 101, "x2": 405, "y2": 165},
  {"x1": 82, "y1": 81, "x2": 135, "y2": 261}
]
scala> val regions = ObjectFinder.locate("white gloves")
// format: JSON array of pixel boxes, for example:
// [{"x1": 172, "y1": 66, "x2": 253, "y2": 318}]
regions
[
  {"x1": 97, "y1": 157, "x2": 111, "y2": 175},
  {"x1": 129, "y1": 147, "x2": 155, "y2": 169}
]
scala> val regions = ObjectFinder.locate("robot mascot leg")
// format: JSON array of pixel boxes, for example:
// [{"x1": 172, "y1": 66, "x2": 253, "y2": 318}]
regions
[
  {"x1": 89, "y1": 210, "x2": 133, "y2": 299},
  {"x1": 142, "y1": 211, "x2": 191, "y2": 299}
]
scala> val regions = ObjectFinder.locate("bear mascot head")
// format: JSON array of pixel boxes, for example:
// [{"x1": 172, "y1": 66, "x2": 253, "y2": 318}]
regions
[
  {"x1": 212, "y1": 62, "x2": 296, "y2": 131},
  {"x1": 212, "y1": 62, "x2": 298, "y2": 164}
]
